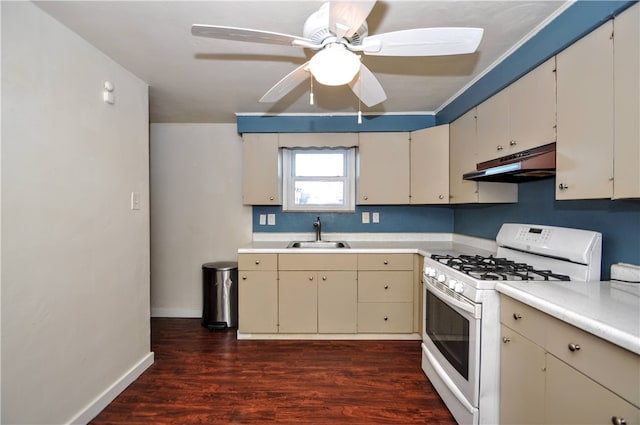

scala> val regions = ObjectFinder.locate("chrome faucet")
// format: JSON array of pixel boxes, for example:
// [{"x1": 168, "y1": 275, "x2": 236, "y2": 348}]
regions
[{"x1": 313, "y1": 216, "x2": 322, "y2": 241}]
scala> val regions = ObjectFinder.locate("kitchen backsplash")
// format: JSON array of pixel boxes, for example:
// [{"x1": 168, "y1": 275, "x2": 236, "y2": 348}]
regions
[{"x1": 252, "y1": 178, "x2": 640, "y2": 279}]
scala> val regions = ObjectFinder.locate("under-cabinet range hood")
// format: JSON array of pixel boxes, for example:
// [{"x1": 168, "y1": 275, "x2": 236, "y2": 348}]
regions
[{"x1": 463, "y1": 142, "x2": 556, "y2": 183}]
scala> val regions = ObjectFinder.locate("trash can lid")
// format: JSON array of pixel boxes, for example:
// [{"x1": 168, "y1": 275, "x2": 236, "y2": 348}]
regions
[{"x1": 202, "y1": 261, "x2": 238, "y2": 270}]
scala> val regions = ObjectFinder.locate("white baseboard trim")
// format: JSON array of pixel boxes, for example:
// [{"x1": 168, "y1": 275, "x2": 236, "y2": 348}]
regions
[
  {"x1": 69, "y1": 352, "x2": 155, "y2": 425},
  {"x1": 151, "y1": 308, "x2": 201, "y2": 318}
]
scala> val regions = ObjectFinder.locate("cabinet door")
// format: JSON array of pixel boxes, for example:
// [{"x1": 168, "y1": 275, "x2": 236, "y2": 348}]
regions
[
  {"x1": 545, "y1": 354, "x2": 640, "y2": 425},
  {"x1": 278, "y1": 271, "x2": 317, "y2": 333},
  {"x1": 410, "y1": 125, "x2": 449, "y2": 204},
  {"x1": 509, "y1": 57, "x2": 557, "y2": 153},
  {"x1": 318, "y1": 271, "x2": 357, "y2": 333},
  {"x1": 500, "y1": 325, "x2": 546, "y2": 425},
  {"x1": 613, "y1": 3, "x2": 640, "y2": 199},
  {"x1": 358, "y1": 132, "x2": 410, "y2": 204},
  {"x1": 238, "y1": 271, "x2": 278, "y2": 333},
  {"x1": 556, "y1": 21, "x2": 614, "y2": 200},
  {"x1": 449, "y1": 108, "x2": 479, "y2": 203},
  {"x1": 476, "y1": 88, "x2": 509, "y2": 163},
  {"x1": 242, "y1": 133, "x2": 281, "y2": 205}
]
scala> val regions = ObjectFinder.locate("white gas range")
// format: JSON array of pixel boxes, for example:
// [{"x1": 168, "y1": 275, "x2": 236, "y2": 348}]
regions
[{"x1": 421, "y1": 223, "x2": 603, "y2": 425}]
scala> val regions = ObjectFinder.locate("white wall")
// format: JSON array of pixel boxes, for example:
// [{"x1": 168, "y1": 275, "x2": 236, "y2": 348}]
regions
[
  {"x1": 1, "y1": 3, "x2": 152, "y2": 423},
  {"x1": 150, "y1": 124, "x2": 252, "y2": 317}
]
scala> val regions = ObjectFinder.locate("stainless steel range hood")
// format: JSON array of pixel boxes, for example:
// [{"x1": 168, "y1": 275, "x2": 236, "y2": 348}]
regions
[{"x1": 463, "y1": 142, "x2": 556, "y2": 183}]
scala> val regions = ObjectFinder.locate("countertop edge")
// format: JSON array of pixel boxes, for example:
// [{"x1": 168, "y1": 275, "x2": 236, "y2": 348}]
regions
[{"x1": 496, "y1": 283, "x2": 640, "y2": 355}]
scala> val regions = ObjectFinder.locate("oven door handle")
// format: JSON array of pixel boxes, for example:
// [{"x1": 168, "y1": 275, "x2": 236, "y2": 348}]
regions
[{"x1": 426, "y1": 279, "x2": 481, "y2": 319}]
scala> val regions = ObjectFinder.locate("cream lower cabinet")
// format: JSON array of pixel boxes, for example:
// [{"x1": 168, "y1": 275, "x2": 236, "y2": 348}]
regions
[
  {"x1": 500, "y1": 295, "x2": 640, "y2": 425},
  {"x1": 278, "y1": 253, "x2": 358, "y2": 334},
  {"x1": 238, "y1": 254, "x2": 278, "y2": 333},
  {"x1": 357, "y1": 254, "x2": 414, "y2": 333}
]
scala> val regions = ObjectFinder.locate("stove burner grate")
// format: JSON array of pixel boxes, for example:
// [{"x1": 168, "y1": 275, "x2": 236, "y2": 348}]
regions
[{"x1": 431, "y1": 254, "x2": 570, "y2": 281}]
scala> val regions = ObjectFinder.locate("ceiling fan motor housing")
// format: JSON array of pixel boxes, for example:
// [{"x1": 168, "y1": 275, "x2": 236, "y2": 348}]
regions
[{"x1": 303, "y1": 2, "x2": 368, "y2": 46}]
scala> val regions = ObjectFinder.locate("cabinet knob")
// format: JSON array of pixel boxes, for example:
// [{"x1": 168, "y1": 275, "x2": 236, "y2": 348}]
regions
[
  {"x1": 612, "y1": 417, "x2": 627, "y2": 425},
  {"x1": 559, "y1": 183, "x2": 569, "y2": 190},
  {"x1": 242, "y1": 275, "x2": 247, "y2": 280},
  {"x1": 309, "y1": 276, "x2": 314, "y2": 281},
  {"x1": 384, "y1": 285, "x2": 389, "y2": 290},
  {"x1": 513, "y1": 313, "x2": 522, "y2": 320},
  {"x1": 384, "y1": 317, "x2": 388, "y2": 321},
  {"x1": 255, "y1": 260, "x2": 260, "y2": 265},
  {"x1": 363, "y1": 195, "x2": 368, "y2": 200},
  {"x1": 322, "y1": 276, "x2": 327, "y2": 281},
  {"x1": 509, "y1": 140, "x2": 517, "y2": 146},
  {"x1": 497, "y1": 145, "x2": 504, "y2": 151},
  {"x1": 438, "y1": 194, "x2": 444, "y2": 200},
  {"x1": 383, "y1": 260, "x2": 389, "y2": 265},
  {"x1": 269, "y1": 196, "x2": 274, "y2": 200},
  {"x1": 568, "y1": 343, "x2": 581, "y2": 352},
  {"x1": 503, "y1": 337, "x2": 511, "y2": 343}
]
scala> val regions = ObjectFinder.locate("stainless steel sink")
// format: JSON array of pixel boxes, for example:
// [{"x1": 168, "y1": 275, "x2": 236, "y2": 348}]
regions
[{"x1": 287, "y1": 241, "x2": 350, "y2": 249}]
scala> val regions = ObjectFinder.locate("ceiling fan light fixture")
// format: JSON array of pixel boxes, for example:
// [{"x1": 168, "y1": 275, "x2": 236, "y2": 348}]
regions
[{"x1": 309, "y1": 44, "x2": 361, "y2": 86}]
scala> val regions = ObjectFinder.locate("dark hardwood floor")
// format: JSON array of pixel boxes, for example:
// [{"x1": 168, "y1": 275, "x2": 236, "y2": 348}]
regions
[{"x1": 90, "y1": 318, "x2": 455, "y2": 424}]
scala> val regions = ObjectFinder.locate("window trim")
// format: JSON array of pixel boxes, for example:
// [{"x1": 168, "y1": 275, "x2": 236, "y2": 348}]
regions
[{"x1": 282, "y1": 147, "x2": 356, "y2": 212}]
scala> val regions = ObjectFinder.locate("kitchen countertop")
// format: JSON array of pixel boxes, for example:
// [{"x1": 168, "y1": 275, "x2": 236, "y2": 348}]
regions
[{"x1": 496, "y1": 281, "x2": 640, "y2": 355}]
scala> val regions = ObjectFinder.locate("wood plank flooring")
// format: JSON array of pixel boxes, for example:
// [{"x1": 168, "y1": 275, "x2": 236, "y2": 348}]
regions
[{"x1": 90, "y1": 318, "x2": 455, "y2": 424}]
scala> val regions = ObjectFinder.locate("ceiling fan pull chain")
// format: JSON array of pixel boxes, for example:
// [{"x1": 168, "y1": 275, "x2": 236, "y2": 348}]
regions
[
  {"x1": 357, "y1": 75, "x2": 362, "y2": 124},
  {"x1": 310, "y1": 76, "x2": 315, "y2": 105}
]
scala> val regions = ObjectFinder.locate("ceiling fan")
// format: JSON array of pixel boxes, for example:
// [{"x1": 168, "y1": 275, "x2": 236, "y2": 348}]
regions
[{"x1": 192, "y1": 1, "x2": 483, "y2": 108}]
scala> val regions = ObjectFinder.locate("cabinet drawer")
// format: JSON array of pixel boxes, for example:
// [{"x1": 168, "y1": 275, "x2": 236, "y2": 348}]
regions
[
  {"x1": 546, "y1": 317, "x2": 640, "y2": 407},
  {"x1": 278, "y1": 253, "x2": 357, "y2": 271},
  {"x1": 238, "y1": 253, "x2": 277, "y2": 271},
  {"x1": 500, "y1": 295, "x2": 549, "y2": 346},
  {"x1": 358, "y1": 271, "x2": 413, "y2": 302},
  {"x1": 357, "y1": 302, "x2": 413, "y2": 333},
  {"x1": 358, "y1": 254, "x2": 414, "y2": 270}
]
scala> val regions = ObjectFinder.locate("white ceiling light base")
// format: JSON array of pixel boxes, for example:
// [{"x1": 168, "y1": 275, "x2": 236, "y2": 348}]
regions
[{"x1": 309, "y1": 43, "x2": 361, "y2": 86}]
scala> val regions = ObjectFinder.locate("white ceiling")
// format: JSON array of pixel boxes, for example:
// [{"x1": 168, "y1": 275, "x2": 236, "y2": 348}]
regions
[{"x1": 35, "y1": 1, "x2": 570, "y2": 123}]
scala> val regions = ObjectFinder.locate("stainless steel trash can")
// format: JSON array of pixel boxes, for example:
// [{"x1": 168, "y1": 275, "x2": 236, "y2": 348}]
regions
[{"x1": 202, "y1": 261, "x2": 238, "y2": 330}]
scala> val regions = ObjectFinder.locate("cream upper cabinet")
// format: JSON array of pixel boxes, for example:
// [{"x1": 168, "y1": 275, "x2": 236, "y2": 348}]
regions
[
  {"x1": 242, "y1": 133, "x2": 281, "y2": 205},
  {"x1": 358, "y1": 132, "x2": 410, "y2": 204},
  {"x1": 556, "y1": 20, "x2": 614, "y2": 200},
  {"x1": 476, "y1": 58, "x2": 556, "y2": 164},
  {"x1": 613, "y1": 2, "x2": 640, "y2": 199},
  {"x1": 449, "y1": 108, "x2": 518, "y2": 204},
  {"x1": 410, "y1": 125, "x2": 449, "y2": 204}
]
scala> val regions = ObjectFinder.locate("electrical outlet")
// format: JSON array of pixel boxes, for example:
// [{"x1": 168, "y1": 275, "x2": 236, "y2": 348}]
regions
[
  {"x1": 259, "y1": 214, "x2": 267, "y2": 225},
  {"x1": 372, "y1": 212, "x2": 380, "y2": 223},
  {"x1": 362, "y1": 212, "x2": 370, "y2": 224},
  {"x1": 130, "y1": 192, "x2": 140, "y2": 210},
  {"x1": 267, "y1": 214, "x2": 276, "y2": 225}
]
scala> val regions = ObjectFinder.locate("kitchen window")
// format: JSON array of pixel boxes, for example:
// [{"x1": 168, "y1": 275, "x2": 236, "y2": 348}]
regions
[{"x1": 282, "y1": 148, "x2": 355, "y2": 212}]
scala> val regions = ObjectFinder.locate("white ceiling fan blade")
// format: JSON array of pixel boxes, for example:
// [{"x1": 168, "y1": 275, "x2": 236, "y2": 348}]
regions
[
  {"x1": 329, "y1": 0, "x2": 377, "y2": 39},
  {"x1": 191, "y1": 24, "x2": 316, "y2": 48},
  {"x1": 348, "y1": 63, "x2": 387, "y2": 107},
  {"x1": 361, "y1": 27, "x2": 484, "y2": 56},
  {"x1": 259, "y1": 62, "x2": 311, "y2": 103}
]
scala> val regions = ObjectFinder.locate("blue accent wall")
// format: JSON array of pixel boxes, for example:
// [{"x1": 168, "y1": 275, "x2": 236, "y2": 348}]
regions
[
  {"x1": 453, "y1": 179, "x2": 640, "y2": 280},
  {"x1": 237, "y1": 114, "x2": 435, "y2": 133},
  {"x1": 253, "y1": 205, "x2": 453, "y2": 233}
]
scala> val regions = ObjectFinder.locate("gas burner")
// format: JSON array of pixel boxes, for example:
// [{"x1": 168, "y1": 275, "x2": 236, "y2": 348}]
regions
[{"x1": 430, "y1": 254, "x2": 570, "y2": 281}]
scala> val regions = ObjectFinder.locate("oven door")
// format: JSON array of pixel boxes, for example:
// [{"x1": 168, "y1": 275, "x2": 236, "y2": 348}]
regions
[{"x1": 422, "y1": 278, "x2": 481, "y2": 420}]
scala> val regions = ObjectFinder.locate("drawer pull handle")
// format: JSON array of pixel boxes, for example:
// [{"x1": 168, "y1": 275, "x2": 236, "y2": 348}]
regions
[
  {"x1": 384, "y1": 285, "x2": 389, "y2": 290},
  {"x1": 513, "y1": 313, "x2": 522, "y2": 320},
  {"x1": 255, "y1": 260, "x2": 260, "y2": 265},
  {"x1": 612, "y1": 417, "x2": 627, "y2": 425},
  {"x1": 568, "y1": 343, "x2": 581, "y2": 352},
  {"x1": 502, "y1": 337, "x2": 511, "y2": 343}
]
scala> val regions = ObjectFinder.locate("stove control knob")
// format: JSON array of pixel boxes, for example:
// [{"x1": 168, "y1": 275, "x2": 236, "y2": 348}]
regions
[
  {"x1": 454, "y1": 282, "x2": 465, "y2": 294},
  {"x1": 428, "y1": 268, "x2": 437, "y2": 277},
  {"x1": 424, "y1": 267, "x2": 434, "y2": 276},
  {"x1": 437, "y1": 274, "x2": 446, "y2": 283},
  {"x1": 448, "y1": 279, "x2": 457, "y2": 289}
]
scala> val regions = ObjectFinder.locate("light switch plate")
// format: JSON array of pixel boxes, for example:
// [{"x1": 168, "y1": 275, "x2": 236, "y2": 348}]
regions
[
  {"x1": 267, "y1": 214, "x2": 276, "y2": 225},
  {"x1": 372, "y1": 212, "x2": 380, "y2": 223},
  {"x1": 259, "y1": 214, "x2": 267, "y2": 225},
  {"x1": 362, "y1": 212, "x2": 370, "y2": 224},
  {"x1": 130, "y1": 192, "x2": 140, "y2": 210}
]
